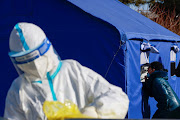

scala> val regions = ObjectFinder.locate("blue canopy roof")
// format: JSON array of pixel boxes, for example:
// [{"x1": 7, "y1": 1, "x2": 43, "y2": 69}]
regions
[{"x1": 68, "y1": 0, "x2": 180, "y2": 41}]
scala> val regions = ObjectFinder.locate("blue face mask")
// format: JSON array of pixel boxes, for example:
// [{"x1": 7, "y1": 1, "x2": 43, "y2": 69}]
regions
[{"x1": 147, "y1": 73, "x2": 150, "y2": 78}]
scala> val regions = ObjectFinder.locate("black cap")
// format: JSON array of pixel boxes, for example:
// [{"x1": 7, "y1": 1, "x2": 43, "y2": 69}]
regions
[{"x1": 149, "y1": 61, "x2": 164, "y2": 71}]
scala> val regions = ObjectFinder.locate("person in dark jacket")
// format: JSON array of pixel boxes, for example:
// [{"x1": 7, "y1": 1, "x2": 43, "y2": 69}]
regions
[{"x1": 144, "y1": 61, "x2": 180, "y2": 118}]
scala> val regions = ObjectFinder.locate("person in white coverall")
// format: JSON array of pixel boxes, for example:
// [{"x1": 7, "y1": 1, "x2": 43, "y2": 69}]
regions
[{"x1": 4, "y1": 22, "x2": 129, "y2": 120}]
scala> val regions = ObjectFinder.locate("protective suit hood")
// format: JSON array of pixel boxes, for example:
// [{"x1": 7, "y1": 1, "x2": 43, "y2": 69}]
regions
[
  {"x1": 9, "y1": 22, "x2": 60, "y2": 80},
  {"x1": 9, "y1": 22, "x2": 46, "y2": 55}
]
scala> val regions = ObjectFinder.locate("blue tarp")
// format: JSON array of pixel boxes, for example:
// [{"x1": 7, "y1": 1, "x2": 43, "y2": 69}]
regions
[{"x1": 1, "y1": 0, "x2": 180, "y2": 119}]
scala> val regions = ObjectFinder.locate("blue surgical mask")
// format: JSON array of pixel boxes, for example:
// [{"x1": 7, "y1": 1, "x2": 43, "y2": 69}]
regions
[{"x1": 147, "y1": 73, "x2": 150, "y2": 78}]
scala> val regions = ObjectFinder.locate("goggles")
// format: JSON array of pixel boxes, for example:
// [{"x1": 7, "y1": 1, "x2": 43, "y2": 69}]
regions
[{"x1": 9, "y1": 38, "x2": 51, "y2": 64}]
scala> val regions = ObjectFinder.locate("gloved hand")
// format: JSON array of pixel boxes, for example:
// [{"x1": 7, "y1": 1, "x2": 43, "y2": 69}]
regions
[{"x1": 81, "y1": 106, "x2": 98, "y2": 118}]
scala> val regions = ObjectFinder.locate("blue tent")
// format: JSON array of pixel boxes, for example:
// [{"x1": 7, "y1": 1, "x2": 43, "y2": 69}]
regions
[{"x1": 1, "y1": 0, "x2": 180, "y2": 118}]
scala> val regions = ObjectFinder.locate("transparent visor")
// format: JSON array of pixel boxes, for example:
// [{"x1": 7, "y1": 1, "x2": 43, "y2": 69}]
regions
[{"x1": 9, "y1": 38, "x2": 58, "y2": 79}]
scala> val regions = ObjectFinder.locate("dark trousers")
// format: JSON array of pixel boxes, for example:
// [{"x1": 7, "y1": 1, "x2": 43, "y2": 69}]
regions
[
  {"x1": 152, "y1": 109, "x2": 169, "y2": 118},
  {"x1": 167, "y1": 106, "x2": 180, "y2": 119},
  {"x1": 153, "y1": 107, "x2": 180, "y2": 119}
]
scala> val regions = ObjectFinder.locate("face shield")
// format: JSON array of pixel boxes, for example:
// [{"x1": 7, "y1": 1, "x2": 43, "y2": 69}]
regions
[{"x1": 9, "y1": 38, "x2": 59, "y2": 80}]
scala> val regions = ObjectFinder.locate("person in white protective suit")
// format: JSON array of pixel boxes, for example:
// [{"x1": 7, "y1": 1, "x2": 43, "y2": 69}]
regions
[{"x1": 4, "y1": 22, "x2": 129, "y2": 120}]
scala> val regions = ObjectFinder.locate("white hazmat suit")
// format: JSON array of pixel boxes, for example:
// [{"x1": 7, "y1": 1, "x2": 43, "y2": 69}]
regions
[{"x1": 4, "y1": 22, "x2": 129, "y2": 120}]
